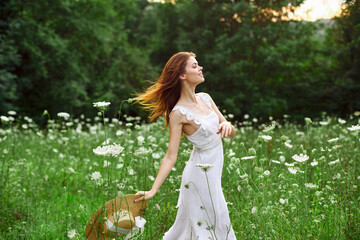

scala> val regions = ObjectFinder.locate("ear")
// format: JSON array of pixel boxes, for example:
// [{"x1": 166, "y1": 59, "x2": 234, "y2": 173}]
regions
[{"x1": 179, "y1": 73, "x2": 186, "y2": 80}]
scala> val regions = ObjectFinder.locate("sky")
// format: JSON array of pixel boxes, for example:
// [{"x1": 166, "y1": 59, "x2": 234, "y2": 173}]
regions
[
  {"x1": 291, "y1": 0, "x2": 345, "y2": 21},
  {"x1": 148, "y1": 0, "x2": 346, "y2": 22}
]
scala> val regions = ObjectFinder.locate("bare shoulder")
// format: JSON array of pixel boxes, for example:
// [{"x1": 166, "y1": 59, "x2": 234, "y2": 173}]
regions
[
  {"x1": 169, "y1": 109, "x2": 186, "y2": 125},
  {"x1": 198, "y1": 92, "x2": 216, "y2": 106},
  {"x1": 198, "y1": 92, "x2": 214, "y2": 102},
  {"x1": 197, "y1": 92, "x2": 211, "y2": 98}
]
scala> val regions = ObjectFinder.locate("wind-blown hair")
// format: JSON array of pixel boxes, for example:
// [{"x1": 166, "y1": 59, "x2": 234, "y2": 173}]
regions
[{"x1": 134, "y1": 52, "x2": 196, "y2": 128}]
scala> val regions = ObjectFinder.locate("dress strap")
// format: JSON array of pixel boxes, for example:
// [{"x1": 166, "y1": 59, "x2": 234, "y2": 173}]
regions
[
  {"x1": 172, "y1": 105, "x2": 201, "y2": 125},
  {"x1": 197, "y1": 92, "x2": 212, "y2": 109}
]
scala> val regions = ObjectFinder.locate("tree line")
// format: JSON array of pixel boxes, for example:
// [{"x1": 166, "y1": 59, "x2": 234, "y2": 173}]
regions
[{"x1": 1, "y1": 0, "x2": 359, "y2": 123}]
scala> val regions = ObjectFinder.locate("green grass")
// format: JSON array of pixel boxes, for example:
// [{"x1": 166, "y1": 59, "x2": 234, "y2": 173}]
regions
[{"x1": 0, "y1": 113, "x2": 359, "y2": 239}]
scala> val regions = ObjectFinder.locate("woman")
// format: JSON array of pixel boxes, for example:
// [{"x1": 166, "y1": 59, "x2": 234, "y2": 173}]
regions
[{"x1": 134, "y1": 52, "x2": 237, "y2": 239}]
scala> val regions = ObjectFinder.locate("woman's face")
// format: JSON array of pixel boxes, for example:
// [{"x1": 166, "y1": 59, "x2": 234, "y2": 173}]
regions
[{"x1": 181, "y1": 56, "x2": 204, "y2": 85}]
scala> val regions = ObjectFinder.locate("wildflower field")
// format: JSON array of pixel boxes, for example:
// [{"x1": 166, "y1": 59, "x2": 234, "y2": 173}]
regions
[{"x1": 0, "y1": 109, "x2": 359, "y2": 240}]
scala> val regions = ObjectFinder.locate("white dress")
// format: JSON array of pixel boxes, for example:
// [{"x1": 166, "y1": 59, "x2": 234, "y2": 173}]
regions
[{"x1": 163, "y1": 93, "x2": 236, "y2": 240}]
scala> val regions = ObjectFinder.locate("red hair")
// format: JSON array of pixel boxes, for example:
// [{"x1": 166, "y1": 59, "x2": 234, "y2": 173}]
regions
[{"x1": 134, "y1": 52, "x2": 196, "y2": 128}]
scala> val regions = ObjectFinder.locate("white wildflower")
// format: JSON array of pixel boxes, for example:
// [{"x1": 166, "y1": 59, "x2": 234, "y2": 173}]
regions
[
  {"x1": 260, "y1": 135, "x2": 272, "y2": 141},
  {"x1": 271, "y1": 160, "x2": 281, "y2": 164},
  {"x1": 284, "y1": 141, "x2": 293, "y2": 149},
  {"x1": 284, "y1": 162, "x2": 295, "y2": 167},
  {"x1": 348, "y1": 125, "x2": 360, "y2": 131},
  {"x1": 241, "y1": 156, "x2": 256, "y2": 160},
  {"x1": 305, "y1": 183, "x2": 318, "y2": 189},
  {"x1": 328, "y1": 159, "x2": 340, "y2": 165},
  {"x1": 154, "y1": 161, "x2": 160, "y2": 169},
  {"x1": 57, "y1": 112, "x2": 70, "y2": 120},
  {"x1": 68, "y1": 167, "x2": 75, "y2": 174},
  {"x1": 93, "y1": 101, "x2": 111, "y2": 111},
  {"x1": 7, "y1": 111, "x2": 17, "y2": 116},
  {"x1": 263, "y1": 123, "x2": 276, "y2": 133},
  {"x1": 1, "y1": 116, "x2": 10, "y2": 122},
  {"x1": 67, "y1": 229, "x2": 76, "y2": 239},
  {"x1": 103, "y1": 160, "x2": 111, "y2": 167},
  {"x1": 264, "y1": 170, "x2": 270, "y2": 176},
  {"x1": 196, "y1": 163, "x2": 214, "y2": 172},
  {"x1": 128, "y1": 168, "x2": 135, "y2": 175},
  {"x1": 134, "y1": 147, "x2": 152, "y2": 156},
  {"x1": 338, "y1": 118, "x2": 346, "y2": 124},
  {"x1": 328, "y1": 138, "x2": 339, "y2": 143},
  {"x1": 228, "y1": 149, "x2": 235, "y2": 157},
  {"x1": 288, "y1": 167, "x2": 298, "y2": 174},
  {"x1": 292, "y1": 154, "x2": 309, "y2": 163},
  {"x1": 251, "y1": 207, "x2": 257, "y2": 214},
  {"x1": 310, "y1": 160, "x2": 318, "y2": 166},
  {"x1": 91, "y1": 171, "x2": 101, "y2": 181},
  {"x1": 93, "y1": 143, "x2": 124, "y2": 157},
  {"x1": 279, "y1": 198, "x2": 288, "y2": 204},
  {"x1": 137, "y1": 136, "x2": 145, "y2": 143},
  {"x1": 319, "y1": 121, "x2": 329, "y2": 126},
  {"x1": 116, "y1": 130, "x2": 124, "y2": 136},
  {"x1": 240, "y1": 173, "x2": 248, "y2": 179},
  {"x1": 152, "y1": 152, "x2": 161, "y2": 159}
]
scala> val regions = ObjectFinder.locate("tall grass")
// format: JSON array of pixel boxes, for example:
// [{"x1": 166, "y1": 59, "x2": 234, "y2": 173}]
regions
[{"x1": 0, "y1": 112, "x2": 359, "y2": 239}]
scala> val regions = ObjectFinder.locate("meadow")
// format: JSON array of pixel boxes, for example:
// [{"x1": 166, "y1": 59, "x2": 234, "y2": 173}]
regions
[{"x1": 0, "y1": 107, "x2": 359, "y2": 240}]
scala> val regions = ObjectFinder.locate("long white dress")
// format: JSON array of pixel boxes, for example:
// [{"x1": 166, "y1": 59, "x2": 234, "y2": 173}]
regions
[{"x1": 163, "y1": 93, "x2": 236, "y2": 240}]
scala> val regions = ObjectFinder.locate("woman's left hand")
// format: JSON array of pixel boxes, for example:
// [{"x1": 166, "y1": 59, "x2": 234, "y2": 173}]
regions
[{"x1": 217, "y1": 121, "x2": 232, "y2": 138}]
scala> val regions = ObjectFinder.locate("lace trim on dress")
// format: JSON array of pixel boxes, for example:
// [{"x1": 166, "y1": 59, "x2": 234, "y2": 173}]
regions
[
  {"x1": 171, "y1": 93, "x2": 212, "y2": 127},
  {"x1": 197, "y1": 92, "x2": 212, "y2": 109},
  {"x1": 172, "y1": 106, "x2": 202, "y2": 125}
]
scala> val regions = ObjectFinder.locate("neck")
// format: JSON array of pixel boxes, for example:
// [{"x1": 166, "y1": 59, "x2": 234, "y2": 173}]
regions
[{"x1": 179, "y1": 82, "x2": 197, "y2": 104}]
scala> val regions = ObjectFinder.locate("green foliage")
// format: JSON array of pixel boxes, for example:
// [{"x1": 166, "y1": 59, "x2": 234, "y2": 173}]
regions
[
  {"x1": 0, "y1": 1, "x2": 21, "y2": 112},
  {"x1": 1, "y1": 0, "x2": 153, "y2": 120}
]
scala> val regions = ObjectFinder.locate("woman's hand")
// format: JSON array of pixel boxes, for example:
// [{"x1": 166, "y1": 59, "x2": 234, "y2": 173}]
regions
[
  {"x1": 134, "y1": 190, "x2": 156, "y2": 203},
  {"x1": 217, "y1": 121, "x2": 233, "y2": 138}
]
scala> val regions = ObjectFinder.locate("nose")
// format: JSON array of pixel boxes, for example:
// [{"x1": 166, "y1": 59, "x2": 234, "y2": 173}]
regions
[{"x1": 199, "y1": 66, "x2": 203, "y2": 71}]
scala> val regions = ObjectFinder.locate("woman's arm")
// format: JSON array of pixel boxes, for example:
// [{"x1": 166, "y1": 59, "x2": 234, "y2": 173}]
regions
[
  {"x1": 206, "y1": 93, "x2": 236, "y2": 138},
  {"x1": 134, "y1": 110, "x2": 184, "y2": 202}
]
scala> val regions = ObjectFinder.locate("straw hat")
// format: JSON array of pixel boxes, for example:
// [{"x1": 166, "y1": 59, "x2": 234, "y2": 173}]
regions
[{"x1": 85, "y1": 194, "x2": 147, "y2": 240}]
